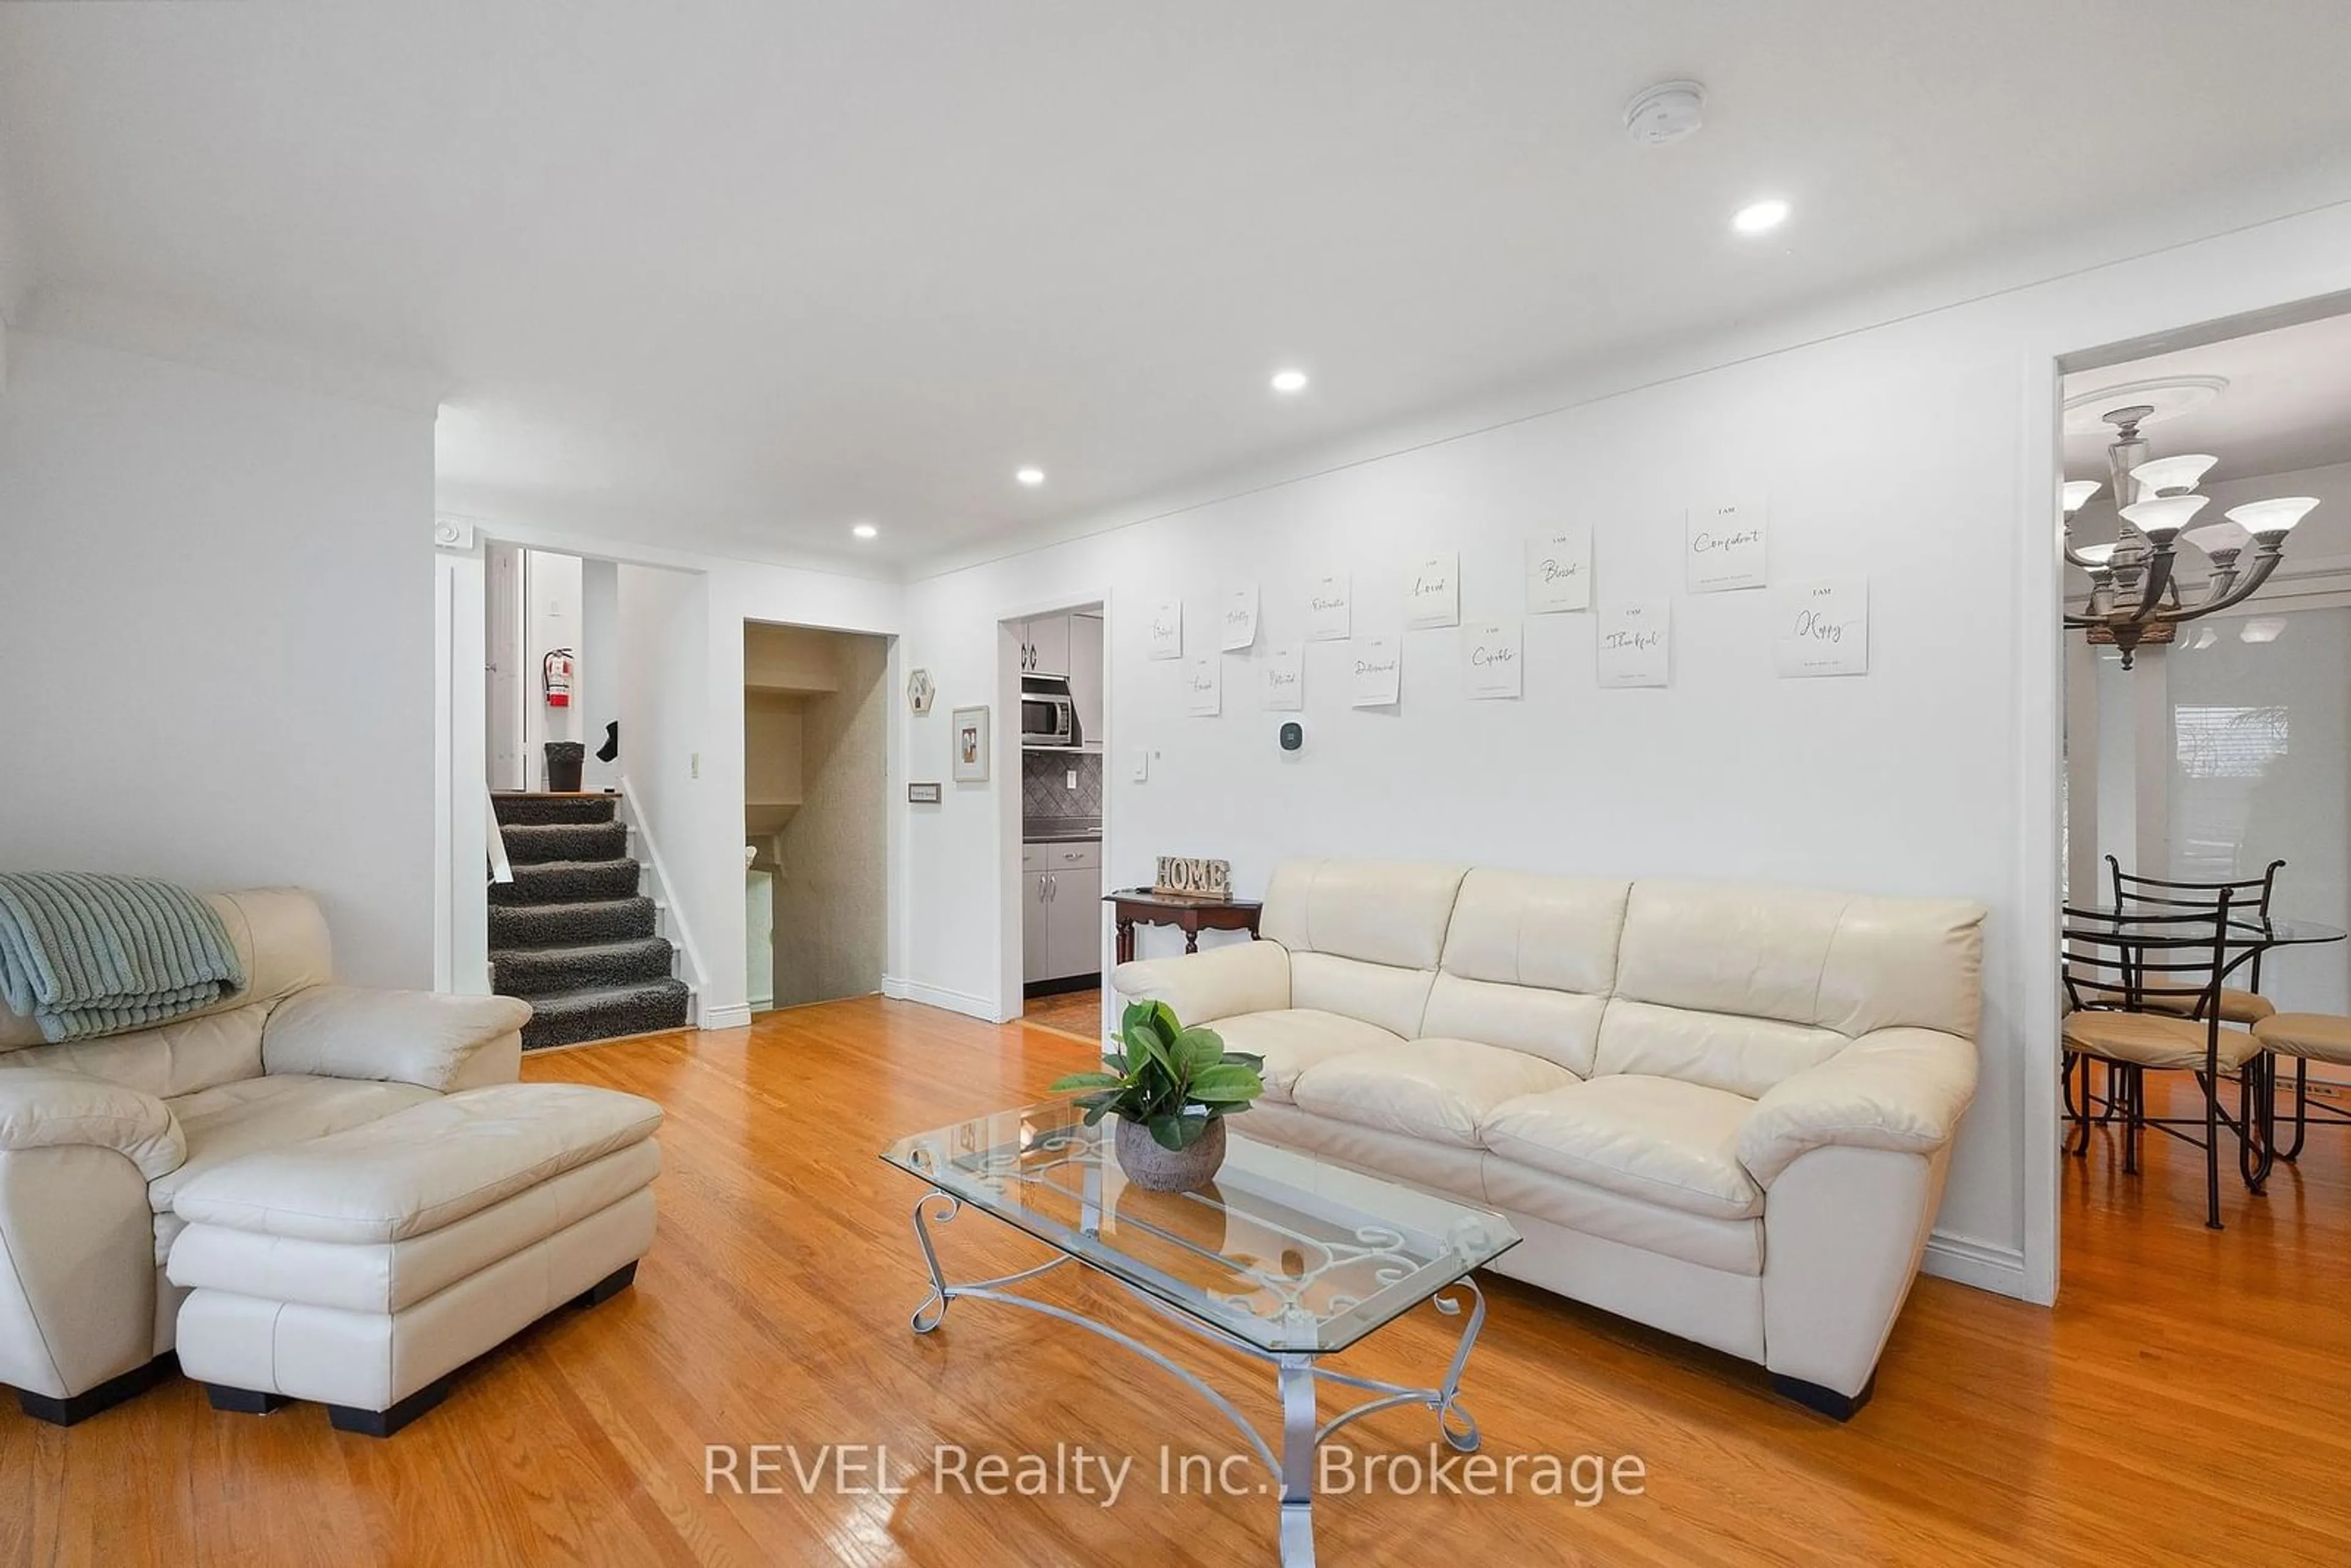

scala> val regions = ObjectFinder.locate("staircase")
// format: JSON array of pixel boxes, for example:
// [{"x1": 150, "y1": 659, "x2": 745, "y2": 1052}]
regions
[{"x1": 489, "y1": 793, "x2": 691, "y2": 1049}]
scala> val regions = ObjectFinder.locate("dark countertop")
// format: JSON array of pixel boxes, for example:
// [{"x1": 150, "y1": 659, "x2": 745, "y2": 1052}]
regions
[{"x1": 1022, "y1": 819, "x2": 1103, "y2": 844}]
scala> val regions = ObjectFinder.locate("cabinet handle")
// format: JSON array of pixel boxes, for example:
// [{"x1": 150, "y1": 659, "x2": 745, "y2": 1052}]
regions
[{"x1": 1037, "y1": 877, "x2": 1048, "y2": 904}]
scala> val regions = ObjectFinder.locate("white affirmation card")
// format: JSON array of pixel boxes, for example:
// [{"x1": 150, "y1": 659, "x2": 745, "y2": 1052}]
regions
[
  {"x1": 1404, "y1": 553, "x2": 1460, "y2": 629},
  {"x1": 1596, "y1": 599, "x2": 1671, "y2": 688},
  {"x1": 1524, "y1": 528, "x2": 1592, "y2": 613},
  {"x1": 1461, "y1": 619, "x2": 1523, "y2": 699},
  {"x1": 1307, "y1": 573, "x2": 1352, "y2": 640},
  {"x1": 1349, "y1": 634, "x2": 1401, "y2": 707},
  {"x1": 1184, "y1": 655, "x2": 1222, "y2": 716},
  {"x1": 1685, "y1": 499, "x2": 1768, "y2": 593},
  {"x1": 1220, "y1": 582, "x2": 1260, "y2": 651},
  {"x1": 1260, "y1": 643, "x2": 1305, "y2": 710},
  {"x1": 1774, "y1": 577, "x2": 1869, "y2": 678},
  {"x1": 1147, "y1": 599, "x2": 1183, "y2": 659}
]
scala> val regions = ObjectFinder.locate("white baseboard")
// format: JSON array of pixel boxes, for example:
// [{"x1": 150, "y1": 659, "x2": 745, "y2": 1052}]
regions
[
  {"x1": 1921, "y1": 1229, "x2": 2029, "y2": 1299},
  {"x1": 698, "y1": 1002, "x2": 754, "y2": 1030},
  {"x1": 881, "y1": 974, "x2": 1002, "y2": 1022}
]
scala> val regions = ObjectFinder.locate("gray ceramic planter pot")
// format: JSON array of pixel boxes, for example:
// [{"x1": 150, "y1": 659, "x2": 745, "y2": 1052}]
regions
[{"x1": 1113, "y1": 1115, "x2": 1228, "y2": 1193}]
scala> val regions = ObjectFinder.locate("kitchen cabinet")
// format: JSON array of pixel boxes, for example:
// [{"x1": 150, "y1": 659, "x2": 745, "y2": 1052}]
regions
[
  {"x1": 1021, "y1": 841, "x2": 1103, "y2": 984},
  {"x1": 1045, "y1": 868, "x2": 1101, "y2": 982},
  {"x1": 1068, "y1": 613, "x2": 1104, "y2": 746},
  {"x1": 1016, "y1": 615, "x2": 1072, "y2": 677},
  {"x1": 1022, "y1": 870, "x2": 1054, "y2": 983}
]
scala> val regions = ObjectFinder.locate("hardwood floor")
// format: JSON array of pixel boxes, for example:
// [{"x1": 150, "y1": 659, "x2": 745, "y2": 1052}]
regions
[
  {"x1": 7, "y1": 999, "x2": 2350, "y2": 1566},
  {"x1": 1020, "y1": 986, "x2": 1102, "y2": 1044}
]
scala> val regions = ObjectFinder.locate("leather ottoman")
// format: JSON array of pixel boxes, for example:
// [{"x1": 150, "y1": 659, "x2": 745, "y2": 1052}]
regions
[{"x1": 167, "y1": 1082, "x2": 661, "y2": 1435}]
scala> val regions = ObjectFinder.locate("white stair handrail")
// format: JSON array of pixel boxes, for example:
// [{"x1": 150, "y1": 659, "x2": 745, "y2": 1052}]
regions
[
  {"x1": 485, "y1": 785, "x2": 515, "y2": 884},
  {"x1": 615, "y1": 775, "x2": 710, "y2": 1013}
]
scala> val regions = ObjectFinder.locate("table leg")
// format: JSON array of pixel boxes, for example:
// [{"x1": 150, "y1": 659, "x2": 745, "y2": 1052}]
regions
[
  {"x1": 1276, "y1": 1354, "x2": 1317, "y2": 1567},
  {"x1": 1183, "y1": 924, "x2": 1200, "y2": 955},
  {"x1": 1114, "y1": 919, "x2": 1135, "y2": 964}
]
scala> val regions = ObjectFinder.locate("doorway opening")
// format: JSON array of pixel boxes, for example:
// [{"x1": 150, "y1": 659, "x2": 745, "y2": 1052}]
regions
[
  {"x1": 2058, "y1": 299, "x2": 2351, "y2": 1242},
  {"x1": 481, "y1": 546, "x2": 694, "y2": 1048},
  {"x1": 743, "y1": 621, "x2": 890, "y2": 1013},
  {"x1": 1010, "y1": 602, "x2": 1107, "y2": 1042}
]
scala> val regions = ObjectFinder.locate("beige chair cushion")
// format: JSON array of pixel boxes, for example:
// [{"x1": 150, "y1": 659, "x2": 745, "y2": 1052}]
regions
[
  {"x1": 2143, "y1": 988, "x2": 2276, "y2": 1026},
  {"x1": 1482, "y1": 1075, "x2": 1764, "y2": 1221},
  {"x1": 1259, "y1": 860, "x2": 1467, "y2": 970},
  {"x1": 2061, "y1": 1010, "x2": 2263, "y2": 1072},
  {"x1": 170, "y1": 1083, "x2": 664, "y2": 1244},
  {"x1": 1291, "y1": 1039, "x2": 1578, "y2": 1149},
  {"x1": 1194, "y1": 1009, "x2": 1402, "y2": 1103},
  {"x1": 261, "y1": 986, "x2": 531, "y2": 1093},
  {"x1": 152, "y1": 1073, "x2": 437, "y2": 1214},
  {"x1": 2254, "y1": 1012, "x2": 2351, "y2": 1068},
  {"x1": 1593, "y1": 999, "x2": 1849, "y2": 1101},
  {"x1": 0, "y1": 1067, "x2": 187, "y2": 1182},
  {"x1": 1612, "y1": 880, "x2": 1986, "y2": 1041},
  {"x1": 1111, "y1": 939, "x2": 1290, "y2": 1026},
  {"x1": 1479, "y1": 1155, "x2": 1763, "y2": 1275},
  {"x1": 0, "y1": 887, "x2": 333, "y2": 1055},
  {"x1": 1288, "y1": 952, "x2": 1437, "y2": 1039}
]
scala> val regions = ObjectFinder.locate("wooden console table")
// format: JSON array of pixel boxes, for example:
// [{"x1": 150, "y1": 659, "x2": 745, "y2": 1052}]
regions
[{"x1": 1104, "y1": 889, "x2": 1264, "y2": 964}]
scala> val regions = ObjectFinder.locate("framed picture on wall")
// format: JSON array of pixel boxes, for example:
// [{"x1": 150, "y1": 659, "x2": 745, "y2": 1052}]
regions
[{"x1": 951, "y1": 705, "x2": 991, "y2": 783}]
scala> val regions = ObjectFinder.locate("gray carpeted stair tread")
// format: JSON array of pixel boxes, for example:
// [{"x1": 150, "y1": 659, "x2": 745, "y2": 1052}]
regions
[
  {"x1": 520, "y1": 979, "x2": 690, "y2": 1051},
  {"x1": 500, "y1": 820, "x2": 628, "y2": 864},
  {"x1": 489, "y1": 896, "x2": 656, "y2": 948},
  {"x1": 492, "y1": 792, "x2": 617, "y2": 827},
  {"x1": 493, "y1": 936, "x2": 675, "y2": 996},
  {"x1": 490, "y1": 858, "x2": 641, "y2": 906}
]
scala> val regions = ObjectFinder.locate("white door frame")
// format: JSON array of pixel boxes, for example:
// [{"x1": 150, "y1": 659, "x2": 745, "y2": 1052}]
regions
[{"x1": 995, "y1": 588, "x2": 1115, "y2": 1024}]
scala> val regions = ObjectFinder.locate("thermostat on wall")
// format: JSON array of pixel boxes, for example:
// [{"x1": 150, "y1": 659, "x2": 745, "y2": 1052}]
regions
[{"x1": 1278, "y1": 721, "x2": 1304, "y2": 753}]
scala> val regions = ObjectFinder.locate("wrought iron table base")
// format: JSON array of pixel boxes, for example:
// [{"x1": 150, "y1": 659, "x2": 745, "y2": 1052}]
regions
[{"x1": 908, "y1": 1189, "x2": 1485, "y2": 1567}]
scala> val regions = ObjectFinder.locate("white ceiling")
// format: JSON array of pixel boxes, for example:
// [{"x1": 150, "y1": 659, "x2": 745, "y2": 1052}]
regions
[
  {"x1": 6, "y1": 2, "x2": 2351, "y2": 574},
  {"x1": 2063, "y1": 310, "x2": 2351, "y2": 487}
]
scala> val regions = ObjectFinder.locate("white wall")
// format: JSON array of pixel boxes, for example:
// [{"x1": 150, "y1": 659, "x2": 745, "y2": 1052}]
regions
[
  {"x1": 894, "y1": 197, "x2": 2351, "y2": 1304},
  {"x1": 520, "y1": 547, "x2": 582, "y2": 783},
  {"x1": 0, "y1": 329, "x2": 437, "y2": 985},
  {"x1": 617, "y1": 563, "x2": 714, "y2": 1000},
  {"x1": 579, "y1": 558, "x2": 620, "y2": 792}
]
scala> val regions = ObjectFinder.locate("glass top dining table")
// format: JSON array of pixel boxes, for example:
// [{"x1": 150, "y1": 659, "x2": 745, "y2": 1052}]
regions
[{"x1": 2062, "y1": 905, "x2": 2349, "y2": 948}]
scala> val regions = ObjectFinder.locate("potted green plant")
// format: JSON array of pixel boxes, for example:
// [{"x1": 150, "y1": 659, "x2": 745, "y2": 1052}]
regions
[{"x1": 1049, "y1": 1000, "x2": 1265, "y2": 1191}]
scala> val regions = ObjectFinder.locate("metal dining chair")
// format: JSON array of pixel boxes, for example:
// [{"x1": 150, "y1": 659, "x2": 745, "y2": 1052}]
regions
[
  {"x1": 2105, "y1": 853, "x2": 2285, "y2": 1026},
  {"x1": 2251, "y1": 1011, "x2": 2351, "y2": 1160},
  {"x1": 2061, "y1": 895, "x2": 2272, "y2": 1230}
]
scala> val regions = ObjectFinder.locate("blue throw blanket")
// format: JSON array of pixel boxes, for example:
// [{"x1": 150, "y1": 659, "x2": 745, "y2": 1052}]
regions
[{"x1": 0, "y1": 872, "x2": 246, "y2": 1043}]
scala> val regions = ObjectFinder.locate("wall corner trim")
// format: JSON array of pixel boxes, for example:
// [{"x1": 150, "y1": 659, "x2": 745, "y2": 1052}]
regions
[
  {"x1": 881, "y1": 974, "x2": 1001, "y2": 1022},
  {"x1": 1921, "y1": 1230, "x2": 2034, "y2": 1302}
]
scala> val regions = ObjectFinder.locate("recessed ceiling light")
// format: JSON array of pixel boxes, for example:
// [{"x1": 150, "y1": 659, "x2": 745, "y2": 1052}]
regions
[
  {"x1": 1016, "y1": 467, "x2": 1045, "y2": 486},
  {"x1": 1732, "y1": 199, "x2": 1790, "y2": 235},
  {"x1": 851, "y1": 522, "x2": 878, "y2": 539},
  {"x1": 1270, "y1": 369, "x2": 1309, "y2": 394}
]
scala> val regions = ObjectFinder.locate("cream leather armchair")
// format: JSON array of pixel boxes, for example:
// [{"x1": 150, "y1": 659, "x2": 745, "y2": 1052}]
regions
[
  {"x1": 1114, "y1": 861, "x2": 1985, "y2": 1419},
  {"x1": 0, "y1": 888, "x2": 528, "y2": 1424}
]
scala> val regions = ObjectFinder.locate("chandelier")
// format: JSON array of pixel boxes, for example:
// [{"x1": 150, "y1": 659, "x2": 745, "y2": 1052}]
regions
[{"x1": 2062, "y1": 403, "x2": 2319, "y2": 668}]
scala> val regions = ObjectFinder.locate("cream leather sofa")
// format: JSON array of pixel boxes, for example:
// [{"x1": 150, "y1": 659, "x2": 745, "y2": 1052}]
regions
[
  {"x1": 1112, "y1": 861, "x2": 1984, "y2": 1418},
  {"x1": 0, "y1": 888, "x2": 530, "y2": 1424}
]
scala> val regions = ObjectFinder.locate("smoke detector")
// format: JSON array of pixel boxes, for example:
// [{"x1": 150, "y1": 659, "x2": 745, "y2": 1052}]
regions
[{"x1": 1624, "y1": 80, "x2": 1706, "y2": 147}]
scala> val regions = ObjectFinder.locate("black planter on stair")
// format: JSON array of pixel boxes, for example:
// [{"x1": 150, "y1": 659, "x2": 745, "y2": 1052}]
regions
[{"x1": 490, "y1": 792, "x2": 690, "y2": 1049}]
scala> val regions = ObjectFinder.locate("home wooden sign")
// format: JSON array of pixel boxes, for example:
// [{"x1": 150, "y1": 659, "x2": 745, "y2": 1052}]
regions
[{"x1": 1153, "y1": 857, "x2": 1232, "y2": 902}]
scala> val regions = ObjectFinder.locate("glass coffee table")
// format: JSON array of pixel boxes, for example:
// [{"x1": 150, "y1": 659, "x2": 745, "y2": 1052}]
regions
[{"x1": 881, "y1": 1101, "x2": 1520, "y2": 1566}]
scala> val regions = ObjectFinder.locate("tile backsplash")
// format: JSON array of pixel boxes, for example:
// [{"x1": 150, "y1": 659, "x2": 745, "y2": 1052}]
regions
[{"x1": 1022, "y1": 750, "x2": 1103, "y2": 820}]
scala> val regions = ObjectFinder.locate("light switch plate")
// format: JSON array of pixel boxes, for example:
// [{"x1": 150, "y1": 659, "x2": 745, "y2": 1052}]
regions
[{"x1": 1130, "y1": 748, "x2": 1149, "y2": 782}]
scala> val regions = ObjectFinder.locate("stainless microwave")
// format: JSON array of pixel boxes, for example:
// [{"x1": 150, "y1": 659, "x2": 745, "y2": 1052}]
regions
[{"x1": 1020, "y1": 675, "x2": 1079, "y2": 748}]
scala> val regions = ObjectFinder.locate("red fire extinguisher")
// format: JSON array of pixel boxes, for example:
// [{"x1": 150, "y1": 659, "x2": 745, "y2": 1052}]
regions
[{"x1": 542, "y1": 648, "x2": 574, "y2": 708}]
